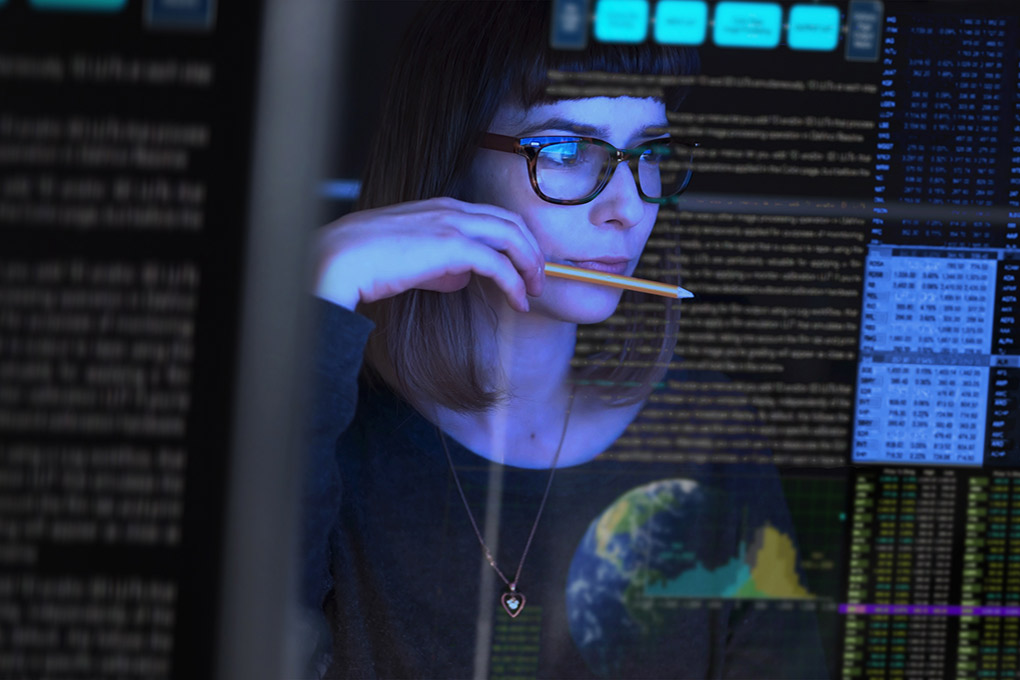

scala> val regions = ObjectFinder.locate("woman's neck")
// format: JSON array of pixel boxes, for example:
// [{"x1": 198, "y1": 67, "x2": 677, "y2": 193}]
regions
[{"x1": 424, "y1": 288, "x2": 581, "y2": 468}]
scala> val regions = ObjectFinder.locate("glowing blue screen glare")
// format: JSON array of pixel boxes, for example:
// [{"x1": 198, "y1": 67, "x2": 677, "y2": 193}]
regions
[
  {"x1": 787, "y1": 5, "x2": 841, "y2": 51},
  {"x1": 712, "y1": 2, "x2": 783, "y2": 49},
  {"x1": 654, "y1": 1, "x2": 708, "y2": 45},
  {"x1": 594, "y1": 0, "x2": 649, "y2": 43}
]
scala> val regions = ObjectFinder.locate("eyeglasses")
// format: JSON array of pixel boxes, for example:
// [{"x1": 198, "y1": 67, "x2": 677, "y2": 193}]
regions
[{"x1": 478, "y1": 132, "x2": 697, "y2": 206}]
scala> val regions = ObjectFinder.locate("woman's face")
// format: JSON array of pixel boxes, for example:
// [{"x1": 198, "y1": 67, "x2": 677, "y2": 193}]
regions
[{"x1": 464, "y1": 96, "x2": 667, "y2": 324}]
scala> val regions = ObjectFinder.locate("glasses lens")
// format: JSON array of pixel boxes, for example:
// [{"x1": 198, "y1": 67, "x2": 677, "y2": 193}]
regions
[
  {"x1": 638, "y1": 140, "x2": 694, "y2": 200},
  {"x1": 535, "y1": 141, "x2": 609, "y2": 201}
]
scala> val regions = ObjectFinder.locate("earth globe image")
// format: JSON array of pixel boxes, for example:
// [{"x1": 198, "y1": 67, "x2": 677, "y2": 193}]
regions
[{"x1": 566, "y1": 478, "x2": 811, "y2": 677}]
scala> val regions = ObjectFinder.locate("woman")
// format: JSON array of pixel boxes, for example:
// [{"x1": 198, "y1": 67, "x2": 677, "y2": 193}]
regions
[{"x1": 304, "y1": 2, "x2": 827, "y2": 677}]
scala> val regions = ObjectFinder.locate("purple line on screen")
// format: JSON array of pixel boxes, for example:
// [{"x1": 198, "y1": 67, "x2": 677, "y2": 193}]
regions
[{"x1": 839, "y1": 604, "x2": 1020, "y2": 617}]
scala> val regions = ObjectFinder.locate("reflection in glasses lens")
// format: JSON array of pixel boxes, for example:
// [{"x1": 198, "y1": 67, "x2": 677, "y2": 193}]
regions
[
  {"x1": 533, "y1": 139, "x2": 694, "y2": 203},
  {"x1": 535, "y1": 141, "x2": 604, "y2": 201}
]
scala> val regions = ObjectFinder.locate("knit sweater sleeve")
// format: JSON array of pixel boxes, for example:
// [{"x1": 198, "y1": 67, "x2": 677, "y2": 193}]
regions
[{"x1": 297, "y1": 299, "x2": 375, "y2": 676}]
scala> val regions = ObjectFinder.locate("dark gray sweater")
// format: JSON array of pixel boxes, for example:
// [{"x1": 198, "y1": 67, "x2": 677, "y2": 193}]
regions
[{"x1": 302, "y1": 300, "x2": 829, "y2": 679}]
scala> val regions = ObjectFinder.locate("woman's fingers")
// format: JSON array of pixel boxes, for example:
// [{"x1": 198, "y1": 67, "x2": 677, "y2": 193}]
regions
[
  {"x1": 388, "y1": 198, "x2": 544, "y2": 294},
  {"x1": 314, "y1": 198, "x2": 545, "y2": 311},
  {"x1": 452, "y1": 241, "x2": 531, "y2": 312},
  {"x1": 444, "y1": 199, "x2": 544, "y2": 261},
  {"x1": 429, "y1": 209, "x2": 544, "y2": 297}
]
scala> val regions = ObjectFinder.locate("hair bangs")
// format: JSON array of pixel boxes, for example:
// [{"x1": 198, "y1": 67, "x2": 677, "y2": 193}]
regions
[{"x1": 476, "y1": 2, "x2": 699, "y2": 113}]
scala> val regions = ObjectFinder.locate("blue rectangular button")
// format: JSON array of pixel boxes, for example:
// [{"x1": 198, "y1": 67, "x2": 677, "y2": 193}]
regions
[
  {"x1": 788, "y1": 5, "x2": 840, "y2": 50},
  {"x1": 712, "y1": 2, "x2": 783, "y2": 49},
  {"x1": 146, "y1": 0, "x2": 216, "y2": 30},
  {"x1": 550, "y1": 0, "x2": 590, "y2": 50},
  {"x1": 654, "y1": 0, "x2": 708, "y2": 45},
  {"x1": 594, "y1": 0, "x2": 649, "y2": 44},
  {"x1": 30, "y1": 0, "x2": 126, "y2": 10},
  {"x1": 845, "y1": 0, "x2": 883, "y2": 61}
]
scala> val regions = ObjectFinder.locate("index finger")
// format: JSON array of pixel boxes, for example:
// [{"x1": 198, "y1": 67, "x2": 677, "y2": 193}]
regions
[{"x1": 445, "y1": 199, "x2": 543, "y2": 264}]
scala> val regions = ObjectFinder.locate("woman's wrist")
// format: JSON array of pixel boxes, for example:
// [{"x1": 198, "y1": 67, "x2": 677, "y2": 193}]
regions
[{"x1": 314, "y1": 253, "x2": 363, "y2": 311}]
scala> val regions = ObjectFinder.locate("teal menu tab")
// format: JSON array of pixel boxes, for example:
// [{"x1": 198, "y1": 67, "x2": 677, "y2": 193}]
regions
[
  {"x1": 594, "y1": 0, "x2": 649, "y2": 43},
  {"x1": 788, "y1": 5, "x2": 841, "y2": 51},
  {"x1": 30, "y1": 0, "x2": 127, "y2": 10},
  {"x1": 654, "y1": 0, "x2": 708, "y2": 45},
  {"x1": 712, "y1": 1, "x2": 783, "y2": 49}
]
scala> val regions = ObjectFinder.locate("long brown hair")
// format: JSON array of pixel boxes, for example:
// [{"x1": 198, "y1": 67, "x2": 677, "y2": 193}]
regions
[{"x1": 357, "y1": 0, "x2": 697, "y2": 412}]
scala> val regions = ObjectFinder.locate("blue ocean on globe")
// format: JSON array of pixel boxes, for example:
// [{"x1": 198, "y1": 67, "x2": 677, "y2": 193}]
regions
[{"x1": 565, "y1": 478, "x2": 736, "y2": 677}]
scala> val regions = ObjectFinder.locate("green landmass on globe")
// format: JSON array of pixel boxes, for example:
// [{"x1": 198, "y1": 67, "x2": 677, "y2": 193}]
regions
[{"x1": 567, "y1": 478, "x2": 813, "y2": 677}]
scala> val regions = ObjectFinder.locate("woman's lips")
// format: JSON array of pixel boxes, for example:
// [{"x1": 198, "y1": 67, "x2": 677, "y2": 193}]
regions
[{"x1": 563, "y1": 259, "x2": 631, "y2": 275}]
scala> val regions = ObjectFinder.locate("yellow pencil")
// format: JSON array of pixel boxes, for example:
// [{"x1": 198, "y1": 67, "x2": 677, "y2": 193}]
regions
[{"x1": 544, "y1": 262, "x2": 694, "y2": 299}]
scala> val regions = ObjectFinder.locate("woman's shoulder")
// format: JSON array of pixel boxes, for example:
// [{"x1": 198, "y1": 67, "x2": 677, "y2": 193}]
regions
[{"x1": 312, "y1": 297, "x2": 374, "y2": 361}]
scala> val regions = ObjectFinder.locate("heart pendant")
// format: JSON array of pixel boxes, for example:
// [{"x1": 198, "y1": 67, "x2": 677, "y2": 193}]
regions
[{"x1": 501, "y1": 590, "x2": 526, "y2": 618}]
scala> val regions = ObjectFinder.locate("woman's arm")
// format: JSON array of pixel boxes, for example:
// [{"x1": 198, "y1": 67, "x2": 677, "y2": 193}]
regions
[{"x1": 297, "y1": 299, "x2": 374, "y2": 677}]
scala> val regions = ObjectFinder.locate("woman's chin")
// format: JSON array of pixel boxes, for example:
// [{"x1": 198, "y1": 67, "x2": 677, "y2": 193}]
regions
[{"x1": 529, "y1": 282, "x2": 625, "y2": 325}]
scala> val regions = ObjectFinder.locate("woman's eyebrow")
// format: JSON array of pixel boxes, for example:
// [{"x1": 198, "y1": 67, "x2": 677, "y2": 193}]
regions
[
  {"x1": 515, "y1": 116, "x2": 669, "y2": 141},
  {"x1": 515, "y1": 116, "x2": 607, "y2": 137}
]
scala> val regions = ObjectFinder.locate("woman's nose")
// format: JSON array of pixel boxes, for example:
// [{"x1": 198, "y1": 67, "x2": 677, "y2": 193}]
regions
[{"x1": 590, "y1": 159, "x2": 646, "y2": 229}]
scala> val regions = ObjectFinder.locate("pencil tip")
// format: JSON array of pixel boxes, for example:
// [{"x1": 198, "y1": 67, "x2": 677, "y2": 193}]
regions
[{"x1": 677, "y1": 287, "x2": 694, "y2": 299}]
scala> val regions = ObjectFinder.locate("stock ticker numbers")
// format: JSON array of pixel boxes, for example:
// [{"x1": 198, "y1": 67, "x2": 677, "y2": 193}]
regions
[
  {"x1": 871, "y1": 14, "x2": 1013, "y2": 247},
  {"x1": 852, "y1": 248, "x2": 1020, "y2": 467},
  {"x1": 837, "y1": 8, "x2": 1020, "y2": 679},
  {"x1": 853, "y1": 11, "x2": 1020, "y2": 469},
  {"x1": 842, "y1": 469, "x2": 958, "y2": 678},
  {"x1": 841, "y1": 470, "x2": 1020, "y2": 679},
  {"x1": 957, "y1": 474, "x2": 1020, "y2": 678}
]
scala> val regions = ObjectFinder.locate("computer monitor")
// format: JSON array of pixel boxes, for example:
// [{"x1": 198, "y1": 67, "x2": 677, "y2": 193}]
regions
[{"x1": 305, "y1": 1, "x2": 1020, "y2": 678}]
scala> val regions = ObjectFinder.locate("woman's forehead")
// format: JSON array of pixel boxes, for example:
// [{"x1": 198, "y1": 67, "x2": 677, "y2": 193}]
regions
[{"x1": 493, "y1": 97, "x2": 668, "y2": 139}]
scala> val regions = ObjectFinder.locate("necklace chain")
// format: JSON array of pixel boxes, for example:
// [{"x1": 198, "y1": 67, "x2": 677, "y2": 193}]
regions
[{"x1": 438, "y1": 384, "x2": 577, "y2": 592}]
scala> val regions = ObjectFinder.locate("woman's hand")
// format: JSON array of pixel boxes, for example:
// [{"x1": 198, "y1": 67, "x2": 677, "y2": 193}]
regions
[{"x1": 313, "y1": 197, "x2": 545, "y2": 312}]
